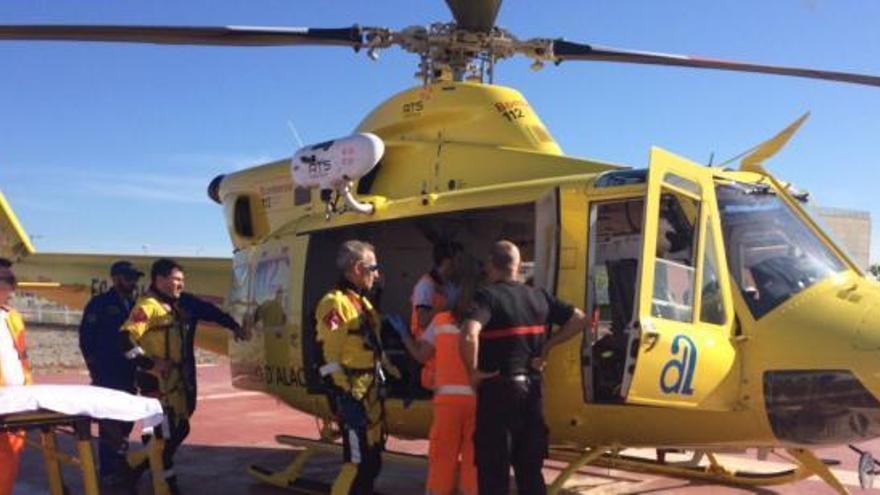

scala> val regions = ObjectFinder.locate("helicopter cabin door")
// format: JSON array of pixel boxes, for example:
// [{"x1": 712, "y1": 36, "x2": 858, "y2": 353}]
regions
[{"x1": 621, "y1": 147, "x2": 738, "y2": 410}]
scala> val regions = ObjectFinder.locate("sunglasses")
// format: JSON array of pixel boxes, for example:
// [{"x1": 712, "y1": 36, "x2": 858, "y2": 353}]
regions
[{"x1": 361, "y1": 263, "x2": 381, "y2": 273}]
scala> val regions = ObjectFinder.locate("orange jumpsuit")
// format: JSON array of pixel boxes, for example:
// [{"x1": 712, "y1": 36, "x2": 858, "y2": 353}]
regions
[
  {"x1": 1, "y1": 309, "x2": 32, "y2": 495},
  {"x1": 410, "y1": 272, "x2": 450, "y2": 390},
  {"x1": 422, "y1": 311, "x2": 476, "y2": 495}
]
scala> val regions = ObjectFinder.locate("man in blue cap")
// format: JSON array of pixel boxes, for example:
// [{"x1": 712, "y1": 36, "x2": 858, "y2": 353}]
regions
[{"x1": 79, "y1": 260, "x2": 143, "y2": 486}]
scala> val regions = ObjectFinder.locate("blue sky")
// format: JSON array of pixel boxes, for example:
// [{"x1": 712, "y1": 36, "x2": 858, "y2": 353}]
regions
[{"x1": 0, "y1": 1, "x2": 878, "y2": 260}]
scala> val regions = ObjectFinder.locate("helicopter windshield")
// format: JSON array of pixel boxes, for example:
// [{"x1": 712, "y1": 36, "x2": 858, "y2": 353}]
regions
[{"x1": 715, "y1": 182, "x2": 846, "y2": 319}]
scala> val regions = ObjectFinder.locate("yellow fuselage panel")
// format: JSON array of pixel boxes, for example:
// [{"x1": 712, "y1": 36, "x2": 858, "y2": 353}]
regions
[
  {"x1": 356, "y1": 82, "x2": 561, "y2": 155},
  {"x1": 217, "y1": 82, "x2": 624, "y2": 250}
]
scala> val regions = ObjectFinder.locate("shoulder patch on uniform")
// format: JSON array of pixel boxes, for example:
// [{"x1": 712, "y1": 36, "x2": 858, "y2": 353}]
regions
[
  {"x1": 131, "y1": 307, "x2": 149, "y2": 323},
  {"x1": 323, "y1": 309, "x2": 343, "y2": 331}
]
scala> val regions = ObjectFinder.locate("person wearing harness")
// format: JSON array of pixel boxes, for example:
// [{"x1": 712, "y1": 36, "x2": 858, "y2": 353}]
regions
[
  {"x1": 394, "y1": 252, "x2": 482, "y2": 495},
  {"x1": 0, "y1": 264, "x2": 32, "y2": 495},
  {"x1": 460, "y1": 241, "x2": 588, "y2": 495},
  {"x1": 410, "y1": 241, "x2": 461, "y2": 390},
  {"x1": 78, "y1": 260, "x2": 143, "y2": 485},
  {"x1": 120, "y1": 258, "x2": 189, "y2": 494},
  {"x1": 316, "y1": 240, "x2": 400, "y2": 495}
]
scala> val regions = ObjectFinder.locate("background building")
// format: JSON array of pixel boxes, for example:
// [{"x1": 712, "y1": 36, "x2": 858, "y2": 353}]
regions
[{"x1": 816, "y1": 207, "x2": 872, "y2": 270}]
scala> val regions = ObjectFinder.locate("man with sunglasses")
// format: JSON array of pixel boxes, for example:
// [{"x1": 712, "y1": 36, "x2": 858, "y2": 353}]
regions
[
  {"x1": 78, "y1": 260, "x2": 144, "y2": 486},
  {"x1": 315, "y1": 240, "x2": 399, "y2": 494}
]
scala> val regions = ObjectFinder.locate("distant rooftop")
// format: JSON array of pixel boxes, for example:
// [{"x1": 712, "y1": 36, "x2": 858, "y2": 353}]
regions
[
  {"x1": 815, "y1": 206, "x2": 872, "y2": 270},
  {"x1": 815, "y1": 206, "x2": 871, "y2": 220}
]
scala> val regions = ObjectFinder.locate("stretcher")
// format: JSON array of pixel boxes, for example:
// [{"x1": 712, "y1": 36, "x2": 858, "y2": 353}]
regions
[{"x1": 0, "y1": 384, "x2": 167, "y2": 495}]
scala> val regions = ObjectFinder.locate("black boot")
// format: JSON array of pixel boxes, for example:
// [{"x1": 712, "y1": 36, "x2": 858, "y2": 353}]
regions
[{"x1": 165, "y1": 475, "x2": 181, "y2": 495}]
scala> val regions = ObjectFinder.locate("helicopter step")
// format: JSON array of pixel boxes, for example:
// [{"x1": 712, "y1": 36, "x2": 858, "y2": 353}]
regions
[
  {"x1": 548, "y1": 446, "x2": 851, "y2": 495},
  {"x1": 247, "y1": 434, "x2": 425, "y2": 494}
]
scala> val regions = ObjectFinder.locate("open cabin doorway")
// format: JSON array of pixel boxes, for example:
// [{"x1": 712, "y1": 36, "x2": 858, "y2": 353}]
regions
[
  {"x1": 301, "y1": 193, "x2": 559, "y2": 401},
  {"x1": 584, "y1": 197, "x2": 644, "y2": 404}
]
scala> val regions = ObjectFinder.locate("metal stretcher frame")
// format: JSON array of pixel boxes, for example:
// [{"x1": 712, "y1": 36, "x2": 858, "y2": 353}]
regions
[{"x1": 0, "y1": 410, "x2": 168, "y2": 495}]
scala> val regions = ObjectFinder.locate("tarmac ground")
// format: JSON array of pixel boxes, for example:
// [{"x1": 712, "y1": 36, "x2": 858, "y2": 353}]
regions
[{"x1": 13, "y1": 360, "x2": 880, "y2": 494}]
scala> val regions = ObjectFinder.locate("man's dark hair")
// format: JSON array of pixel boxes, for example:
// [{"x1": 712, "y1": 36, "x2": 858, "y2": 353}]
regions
[
  {"x1": 433, "y1": 241, "x2": 463, "y2": 267},
  {"x1": 151, "y1": 258, "x2": 183, "y2": 282},
  {"x1": 0, "y1": 267, "x2": 16, "y2": 287}
]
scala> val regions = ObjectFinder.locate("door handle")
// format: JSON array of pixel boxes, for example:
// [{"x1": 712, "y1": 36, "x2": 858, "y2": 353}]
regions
[{"x1": 643, "y1": 331, "x2": 660, "y2": 351}]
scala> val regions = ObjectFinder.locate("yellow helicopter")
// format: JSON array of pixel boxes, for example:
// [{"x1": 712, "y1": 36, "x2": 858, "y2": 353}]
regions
[{"x1": 2, "y1": 1, "x2": 880, "y2": 493}]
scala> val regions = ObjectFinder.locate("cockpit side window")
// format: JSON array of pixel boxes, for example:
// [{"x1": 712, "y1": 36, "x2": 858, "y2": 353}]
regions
[
  {"x1": 651, "y1": 182, "x2": 700, "y2": 323},
  {"x1": 716, "y1": 183, "x2": 846, "y2": 319}
]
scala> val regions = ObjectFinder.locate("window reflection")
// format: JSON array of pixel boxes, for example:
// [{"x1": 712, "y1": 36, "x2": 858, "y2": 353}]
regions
[
  {"x1": 652, "y1": 191, "x2": 700, "y2": 322},
  {"x1": 716, "y1": 183, "x2": 846, "y2": 319}
]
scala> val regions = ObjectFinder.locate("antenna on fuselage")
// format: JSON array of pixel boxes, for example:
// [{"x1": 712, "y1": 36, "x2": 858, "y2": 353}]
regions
[{"x1": 286, "y1": 120, "x2": 305, "y2": 149}]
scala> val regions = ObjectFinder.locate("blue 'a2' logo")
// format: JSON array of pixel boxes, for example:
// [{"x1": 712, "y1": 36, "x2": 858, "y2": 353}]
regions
[{"x1": 660, "y1": 334, "x2": 697, "y2": 395}]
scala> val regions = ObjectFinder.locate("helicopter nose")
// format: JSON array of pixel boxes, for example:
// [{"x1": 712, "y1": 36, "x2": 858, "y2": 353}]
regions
[{"x1": 762, "y1": 283, "x2": 880, "y2": 446}]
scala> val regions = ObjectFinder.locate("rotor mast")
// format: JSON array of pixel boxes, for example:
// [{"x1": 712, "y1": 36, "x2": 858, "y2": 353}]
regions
[
  {"x1": 365, "y1": 23, "x2": 554, "y2": 85},
  {"x1": 365, "y1": 0, "x2": 546, "y2": 85}
]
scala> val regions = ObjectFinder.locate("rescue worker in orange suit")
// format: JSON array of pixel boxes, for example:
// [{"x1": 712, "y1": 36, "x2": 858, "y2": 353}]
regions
[
  {"x1": 316, "y1": 240, "x2": 400, "y2": 495},
  {"x1": 394, "y1": 252, "x2": 482, "y2": 495},
  {"x1": 78, "y1": 260, "x2": 143, "y2": 486},
  {"x1": 119, "y1": 258, "x2": 190, "y2": 494},
  {"x1": 410, "y1": 241, "x2": 461, "y2": 389},
  {"x1": 0, "y1": 264, "x2": 32, "y2": 495},
  {"x1": 460, "y1": 241, "x2": 587, "y2": 495}
]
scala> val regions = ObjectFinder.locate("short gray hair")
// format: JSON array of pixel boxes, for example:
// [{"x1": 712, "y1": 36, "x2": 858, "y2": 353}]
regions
[{"x1": 336, "y1": 240, "x2": 375, "y2": 272}]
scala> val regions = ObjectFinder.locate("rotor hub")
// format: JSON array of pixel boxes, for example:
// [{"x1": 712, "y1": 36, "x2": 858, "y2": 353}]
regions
[{"x1": 368, "y1": 23, "x2": 540, "y2": 84}]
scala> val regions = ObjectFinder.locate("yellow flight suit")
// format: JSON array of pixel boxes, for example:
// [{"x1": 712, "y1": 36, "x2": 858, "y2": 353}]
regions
[
  {"x1": 120, "y1": 291, "x2": 189, "y2": 488},
  {"x1": 316, "y1": 284, "x2": 394, "y2": 495}
]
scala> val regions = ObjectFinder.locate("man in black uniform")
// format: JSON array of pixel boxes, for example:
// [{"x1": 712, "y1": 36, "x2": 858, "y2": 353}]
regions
[
  {"x1": 460, "y1": 240, "x2": 587, "y2": 495},
  {"x1": 78, "y1": 260, "x2": 143, "y2": 485}
]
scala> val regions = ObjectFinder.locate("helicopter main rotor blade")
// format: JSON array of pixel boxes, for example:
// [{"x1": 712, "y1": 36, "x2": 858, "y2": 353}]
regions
[
  {"x1": 553, "y1": 40, "x2": 880, "y2": 88},
  {"x1": 0, "y1": 25, "x2": 363, "y2": 47},
  {"x1": 445, "y1": 0, "x2": 503, "y2": 32}
]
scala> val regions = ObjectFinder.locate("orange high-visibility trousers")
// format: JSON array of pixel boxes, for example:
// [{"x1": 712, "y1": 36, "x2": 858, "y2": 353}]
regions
[
  {"x1": 0, "y1": 431, "x2": 25, "y2": 495},
  {"x1": 426, "y1": 396, "x2": 477, "y2": 495}
]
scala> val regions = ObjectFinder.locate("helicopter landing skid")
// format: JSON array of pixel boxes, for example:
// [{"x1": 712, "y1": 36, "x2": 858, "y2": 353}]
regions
[
  {"x1": 247, "y1": 434, "x2": 424, "y2": 495},
  {"x1": 547, "y1": 446, "x2": 848, "y2": 494}
]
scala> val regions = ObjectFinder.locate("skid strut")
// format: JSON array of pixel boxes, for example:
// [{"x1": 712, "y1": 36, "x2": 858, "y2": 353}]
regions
[{"x1": 548, "y1": 446, "x2": 849, "y2": 493}]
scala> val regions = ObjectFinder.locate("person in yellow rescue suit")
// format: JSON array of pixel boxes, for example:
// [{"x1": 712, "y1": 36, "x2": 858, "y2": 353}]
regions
[
  {"x1": 410, "y1": 241, "x2": 461, "y2": 390},
  {"x1": 0, "y1": 262, "x2": 32, "y2": 495},
  {"x1": 316, "y1": 240, "x2": 400, "y2": 495},
  {"x1": 120, "y1": 258, "x2": 190, "y2": 494}
]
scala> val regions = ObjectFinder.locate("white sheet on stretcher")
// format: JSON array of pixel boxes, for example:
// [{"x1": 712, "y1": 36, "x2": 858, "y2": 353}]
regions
[{"x1": 0, "y1": 384, "x2": 164, "y2": 428}]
